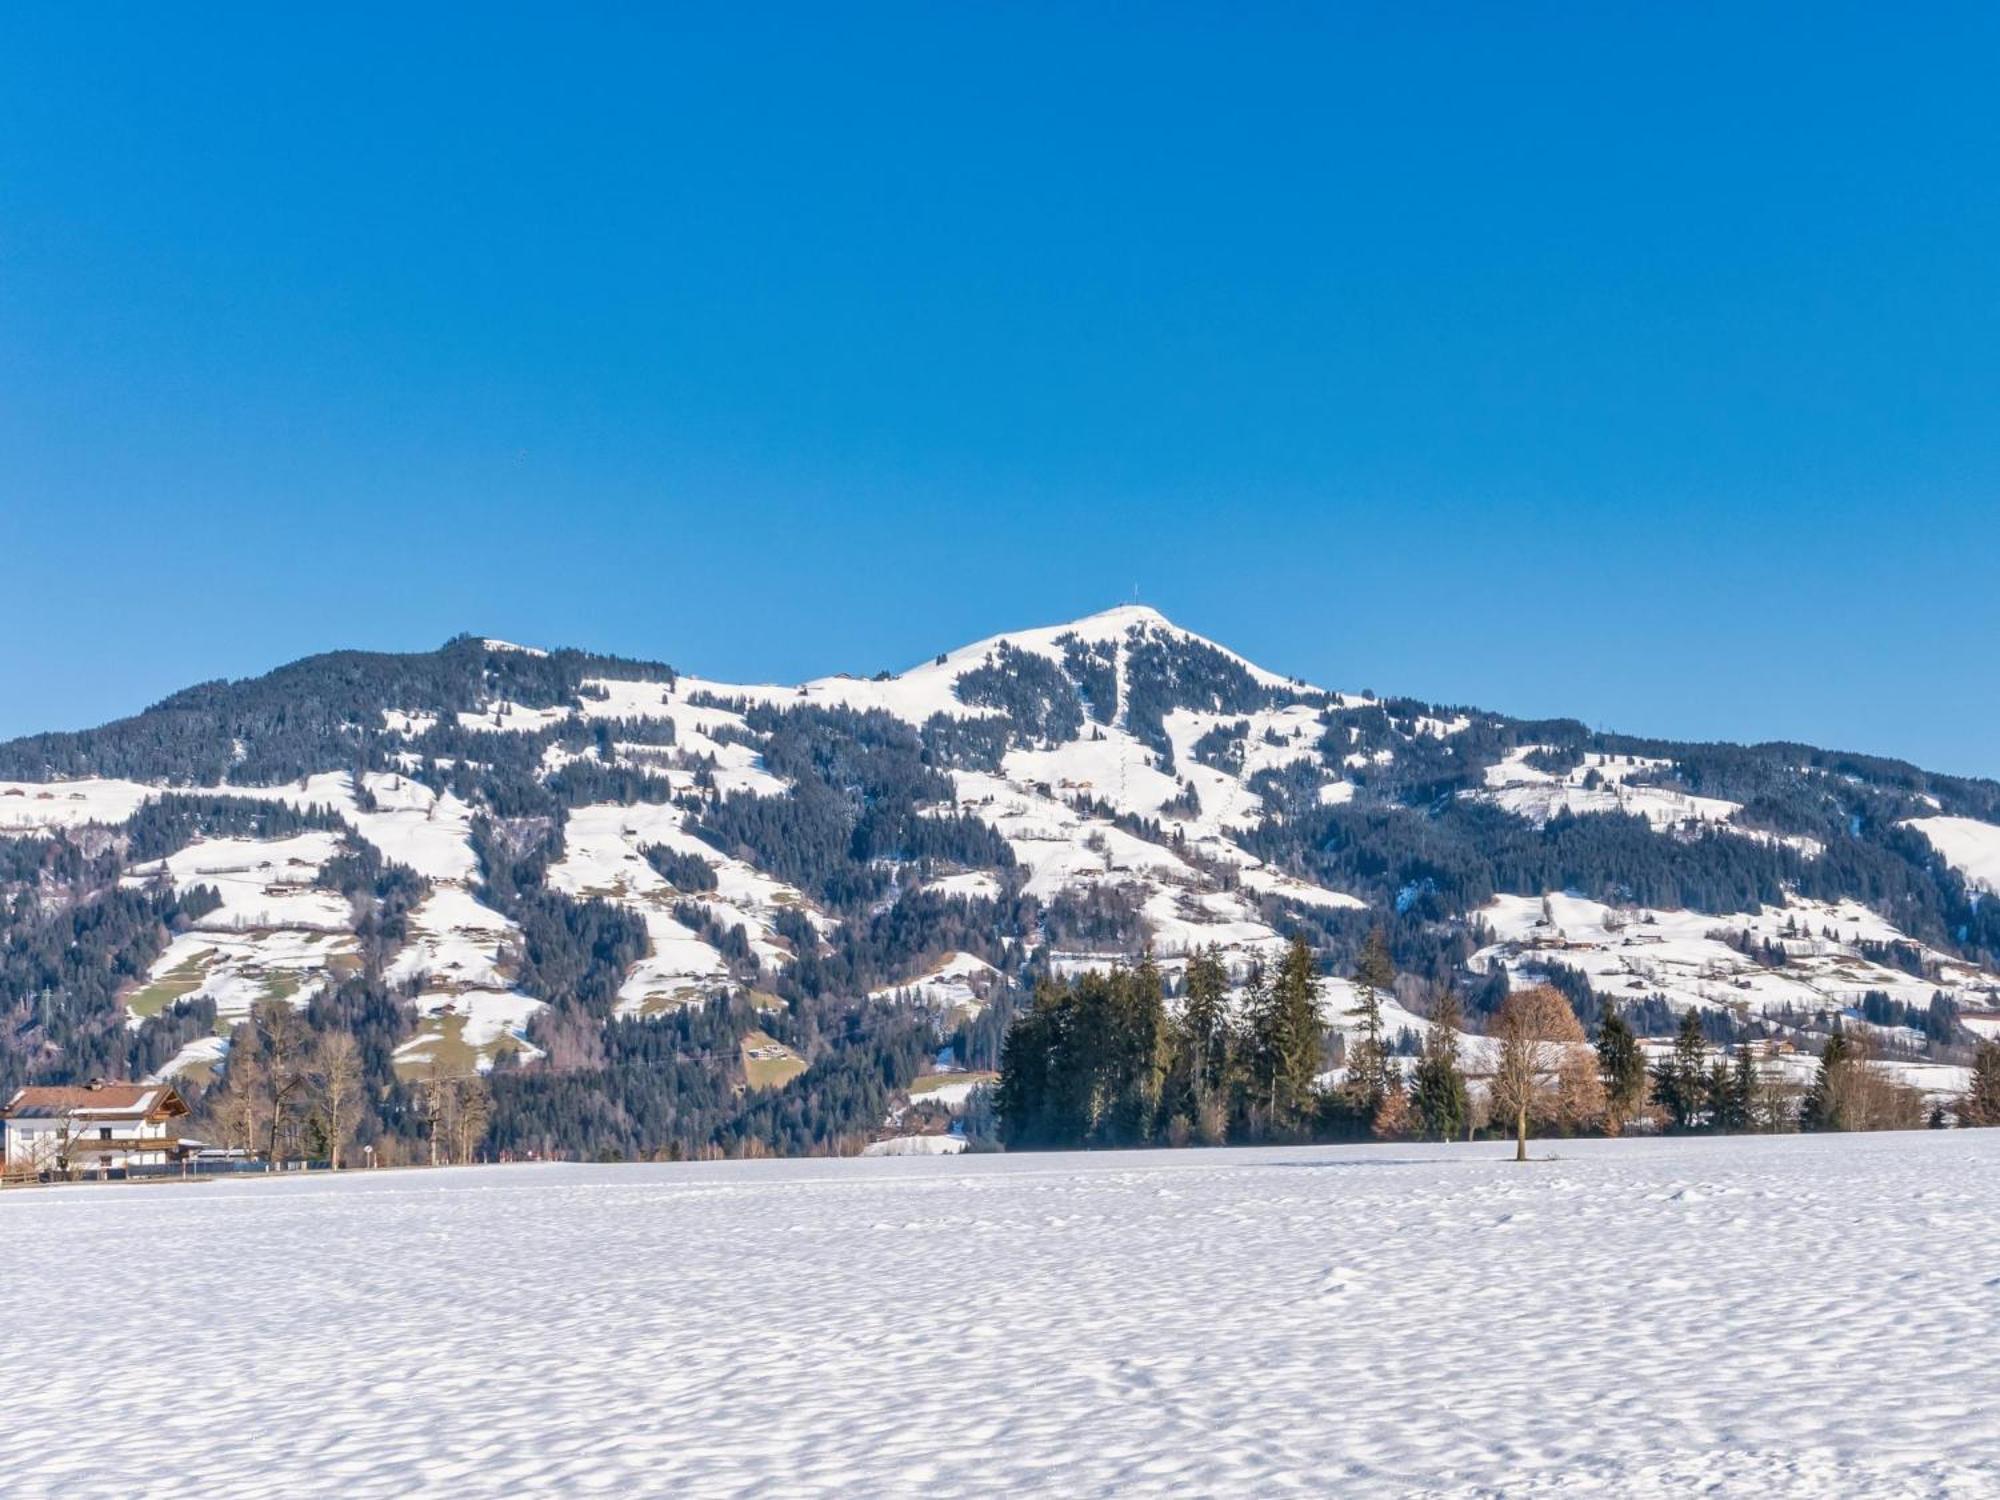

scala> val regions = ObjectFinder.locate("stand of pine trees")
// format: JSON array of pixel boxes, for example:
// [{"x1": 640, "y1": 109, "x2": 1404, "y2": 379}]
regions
[
  {"x1": 998, "y1": 954, "x2": 2000, "y2": 1152},
  {"x1": 999, "y1": 933, "x2": 1453, "y2": 1149}
]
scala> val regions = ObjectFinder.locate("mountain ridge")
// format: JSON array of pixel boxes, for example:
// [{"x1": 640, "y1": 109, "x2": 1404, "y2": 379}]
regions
[
  {"x1": 10, "y1": 603, "x2": 1988, "y2": 790},
  {"x1": 3, "y1": 605, "x2": 1998, "y2": 1160}
]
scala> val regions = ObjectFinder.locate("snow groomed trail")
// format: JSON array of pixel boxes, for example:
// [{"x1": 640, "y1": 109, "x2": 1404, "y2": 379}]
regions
[{"x1": 4, "y1": 1132, "x2": 1998, "y2": 1497}]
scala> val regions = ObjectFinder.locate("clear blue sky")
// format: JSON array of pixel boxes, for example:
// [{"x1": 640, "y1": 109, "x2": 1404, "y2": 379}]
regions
[{"x1": 3, "y1": 5, "x2": 1996, "y2": 775}]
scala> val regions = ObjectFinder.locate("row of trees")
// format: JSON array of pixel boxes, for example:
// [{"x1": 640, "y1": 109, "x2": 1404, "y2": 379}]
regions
[
  {"x1": 203, "y1": 999, "x2": 496, "y2": 1167},
  {"x1": 996, "y1": 933, "x2": 2000, "y2": 1155},
  {"x1": 210, "y1": 1001, "x2": 373, "y2": 1166},
  {"x1": 997, "y1": 932, "x2": 1448, "y2": 1149},
  {"x1": 993, "y1": 933, "x2": 1610, "y2": 1155},
  {"x1": 1635, "y1": 1007, "x2": 2000, "y2": 1135}
]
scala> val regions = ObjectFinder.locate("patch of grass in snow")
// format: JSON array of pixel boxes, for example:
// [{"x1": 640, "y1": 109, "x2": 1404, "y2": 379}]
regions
[
  {"x1": 740, "y1": 1029, "x2": 807, "y2": 1090},
  {"x1": 124, "y1": 951, "x2": 216, "y2": 1020},
  {"x1": 745, "y1": 988, "x2": 785, "y2": 1013},
  {"x1": 393, "y1": 1014, "x2": 475, "y2": 1080},
  {"x1": 909, "y1": 1070, "x2": 999, "y2": 1096},
  {"x1": 908, "y1": 1072, "x2": 1000, "y2": 1104},
  {"x1": 393, "y1": 1012, "x2": 532, "y2": 1080},
  {"x1": 629, "y1": 985, "x2": 708, "y2": 1018}
]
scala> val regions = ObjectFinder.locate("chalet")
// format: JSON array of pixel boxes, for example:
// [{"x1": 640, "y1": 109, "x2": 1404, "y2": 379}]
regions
[
  {"x1": 1, "y1": 1081, "x2": 192, "y2": 1176},
  {"x1": 1740, "y1": 1038, "x2": 1798, "y2": 1059}
]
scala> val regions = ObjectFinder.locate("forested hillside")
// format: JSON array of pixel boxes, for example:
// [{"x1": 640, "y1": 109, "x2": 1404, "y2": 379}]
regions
[{"x1": 4, "y1": 609, "x2": 1998, "y2": 1164}]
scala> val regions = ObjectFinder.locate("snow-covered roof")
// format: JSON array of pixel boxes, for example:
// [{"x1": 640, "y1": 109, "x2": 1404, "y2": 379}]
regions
[{"x1": 3, "y1": 1082, "x2": 189, "y2": 1120}]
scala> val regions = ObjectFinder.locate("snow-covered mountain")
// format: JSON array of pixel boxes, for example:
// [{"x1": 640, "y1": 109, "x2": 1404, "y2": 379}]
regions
[{"x1": 4, "y1": 606, "x2": 1999, "y2": 1153}]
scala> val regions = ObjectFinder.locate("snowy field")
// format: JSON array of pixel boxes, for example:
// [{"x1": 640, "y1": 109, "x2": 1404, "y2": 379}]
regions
[{"x1": 5, "y1": 1134, "x2": 2000, "y2": 1498}]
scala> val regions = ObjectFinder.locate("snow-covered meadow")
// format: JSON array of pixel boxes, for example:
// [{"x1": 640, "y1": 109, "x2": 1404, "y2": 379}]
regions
[{"x1": 5, "y1": 1132, "x2": 1999, "y2": 1498}]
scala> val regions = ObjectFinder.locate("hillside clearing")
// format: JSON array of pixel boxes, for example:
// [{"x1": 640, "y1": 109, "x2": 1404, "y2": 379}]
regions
[
  {"x1": 122, "y1": 950, "x2": 216, "y2": 1020},
  {"x1": 740, "y1": 1029, "x2": 807, "y2": 1090}
]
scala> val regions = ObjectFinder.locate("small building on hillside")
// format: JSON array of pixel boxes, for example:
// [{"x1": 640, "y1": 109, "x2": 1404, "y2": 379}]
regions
[{"x1": 1, "y1": 1081, "x2": 192, "y2": 1176}]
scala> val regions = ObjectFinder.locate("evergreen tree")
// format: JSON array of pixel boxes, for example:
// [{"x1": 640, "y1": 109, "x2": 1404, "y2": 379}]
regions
[
  {"x1": 1102, "y1": 955, "x2": 1170, "y2": 1144},
  {"x1": 1410, "y1": 987, "x2": 1470, "y2": 1142},
  {"x1": 1177, "y1": 945, "x2": 1232, "y2": 1143},
  {"x1": 1959, "y1": 1040, "x2": 2000, "y2": 1127},
  {"x1": 1259, "y1": 935, "x2": 1323, "y2": 1137},
  {"x1": 1705, "y1": 1057, "x2": 1738, "y2": 1132},
  {"x1": 1342, "y1": 927, "x2": 1399, "y2": 1116},
  {"x1": 1801, "y1": 1027, "x2": 1853, "y2": 1132},
  {"x1": 1652, "y1": 1009, "x2": 1709, "y2": 1131},
  {"x1": 1594, "y1": 1006, "x2": 1647, "y2": 1134},
  {"x1": 1240, "y1": 961, "x2": 1278, "y2": 1133},
  {"x1": 1716, "y1": 1045, "x2": 1757, "y2": 1133},
  {"x1": 1354, "y1": 927, "x2": 1395, "y2": 1007}
]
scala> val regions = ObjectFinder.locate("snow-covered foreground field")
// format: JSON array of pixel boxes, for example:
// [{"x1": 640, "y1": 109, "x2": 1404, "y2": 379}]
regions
[{"x1": 5, "y1": 1134, "x2": 2000, "y2": 1498}]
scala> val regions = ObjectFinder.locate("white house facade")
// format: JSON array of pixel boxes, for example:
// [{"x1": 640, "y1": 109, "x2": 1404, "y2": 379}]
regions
[{"x1": 1, "y1": 1081, "x2": 192, "y2": 1175}]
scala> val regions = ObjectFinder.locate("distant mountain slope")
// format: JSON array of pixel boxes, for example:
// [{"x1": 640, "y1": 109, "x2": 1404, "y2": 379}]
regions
[{"x1": 4, "y1": 609, "x2": 1998, "y2": 1159}]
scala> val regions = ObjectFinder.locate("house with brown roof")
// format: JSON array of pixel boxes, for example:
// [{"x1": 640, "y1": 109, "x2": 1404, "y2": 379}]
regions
[{"x1": 2, "y1": 1081, "x2": 192, "y2": 1177}]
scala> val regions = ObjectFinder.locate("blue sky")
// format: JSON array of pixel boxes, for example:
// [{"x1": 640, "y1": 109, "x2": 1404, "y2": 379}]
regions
[{"x1": 3, "y1": 5, "x2": 1996, "y2": 775}]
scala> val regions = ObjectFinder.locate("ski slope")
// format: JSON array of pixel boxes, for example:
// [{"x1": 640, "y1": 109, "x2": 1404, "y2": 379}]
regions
[{"x1": 4, "y1": 1132, "x2": 1998, "y2": 1498}]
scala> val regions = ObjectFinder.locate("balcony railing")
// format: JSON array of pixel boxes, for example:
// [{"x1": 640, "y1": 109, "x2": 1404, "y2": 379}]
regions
[{"x1": 59, "y1": 1134, "x2": 182, "y2": 1158}]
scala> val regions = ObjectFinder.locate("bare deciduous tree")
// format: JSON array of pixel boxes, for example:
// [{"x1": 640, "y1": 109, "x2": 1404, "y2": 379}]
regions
[
  {"x1": 1491, "y1": 985, "x2": 1596, "y2": 1162},
  {"x1": 1816, "y1": 1032, "x2": 1927, "y2": 1132},
  {"x1": 452, "y1": 1074, "x2": 491, "y2": 1165},
  {"x1": 252, "y1": 1000, "x2": 313, "y2": 1164},
  {"x1": 16, "y1": 1112, "x2": 75, "y2": 1179},
  {"x1": 418, "y1": 1064, "x2": 494, "y2": 1166},
  {"x1": 313, "y1": 1030, "x2": 362, "y2": 1170},
  {"x1": 218, "y1": 1033, "x2": 269, "y2": 1156},
  {"x1": 422, "y1": 1062, "x2": 451, "y2": 1168}
]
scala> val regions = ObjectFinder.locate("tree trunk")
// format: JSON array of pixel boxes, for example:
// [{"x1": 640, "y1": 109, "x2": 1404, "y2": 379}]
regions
[{"x1": 1515, "y1": 1102, "x2": 1528, "y2": 1162}]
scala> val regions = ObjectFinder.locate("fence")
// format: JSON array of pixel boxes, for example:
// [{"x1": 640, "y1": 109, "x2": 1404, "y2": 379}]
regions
[{"x1": 1, "y1": 1156, "x2": 336, "y2": 1186}]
